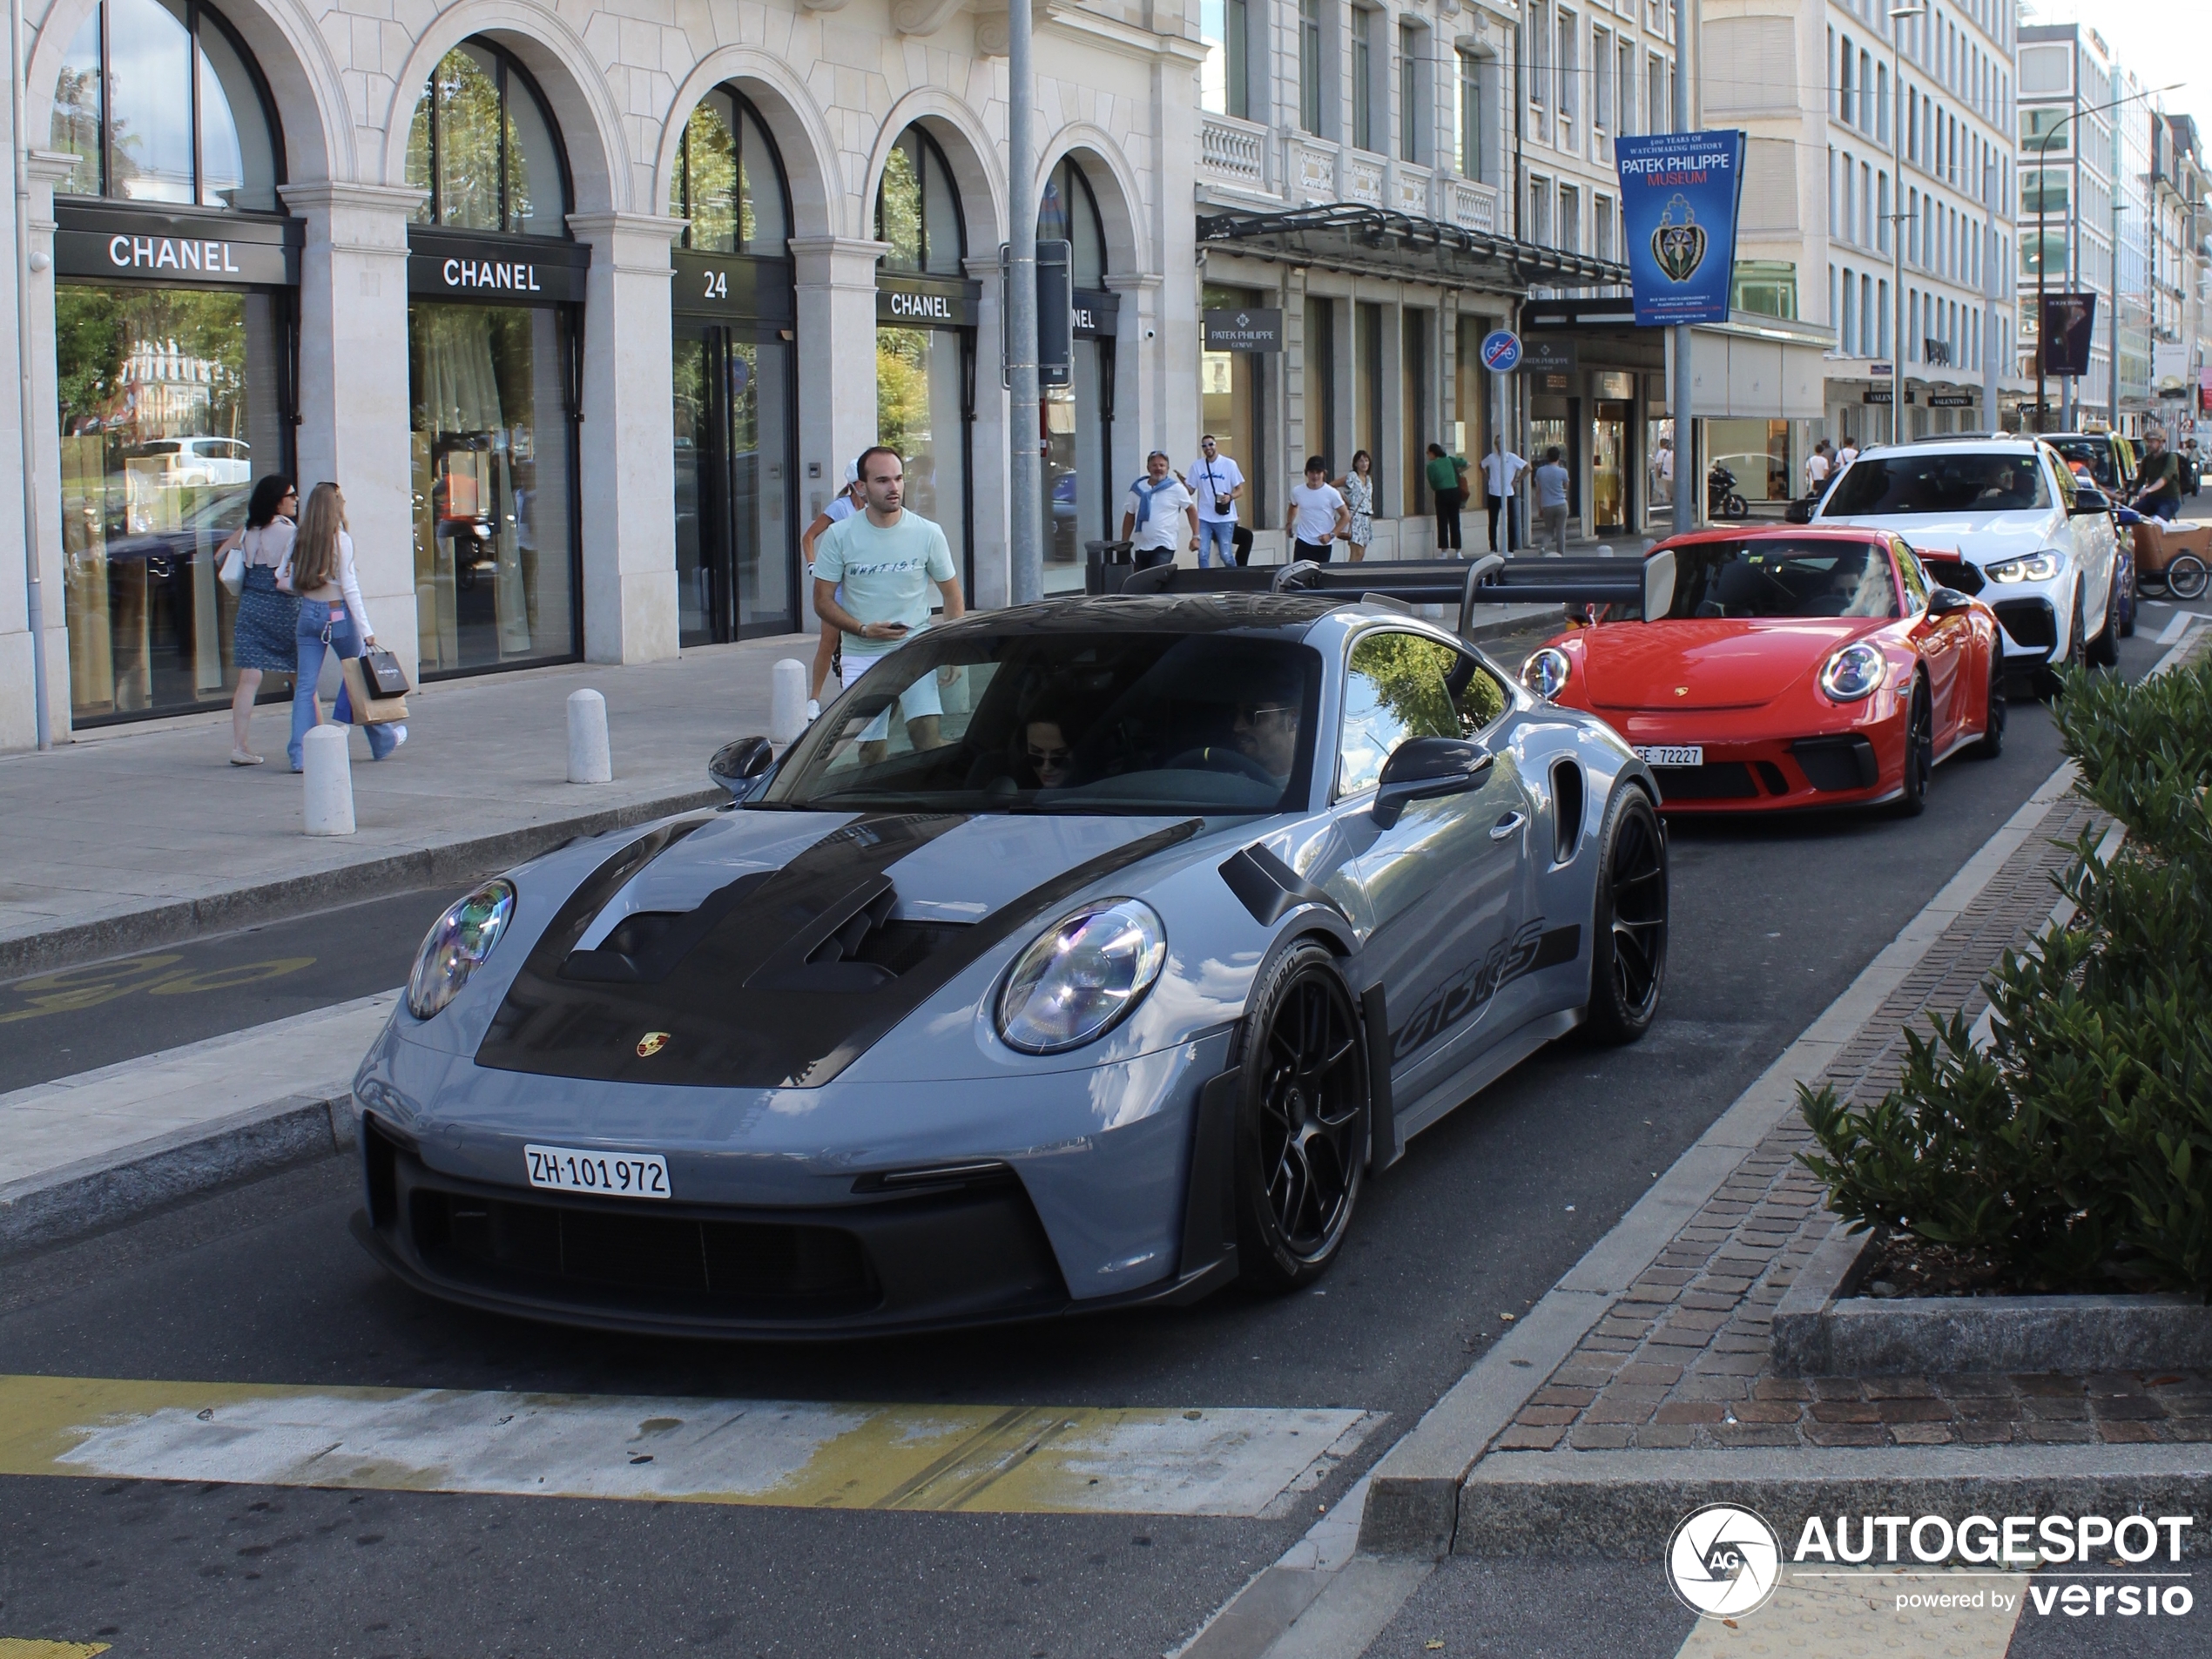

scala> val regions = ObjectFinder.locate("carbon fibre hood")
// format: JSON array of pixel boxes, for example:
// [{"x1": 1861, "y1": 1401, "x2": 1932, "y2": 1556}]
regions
[{"x1": 474, "y1": 811, "x2": 1197, "y2": 1089}]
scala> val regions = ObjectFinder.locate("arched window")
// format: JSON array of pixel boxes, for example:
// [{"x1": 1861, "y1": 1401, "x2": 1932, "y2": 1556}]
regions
[
  {"x1": 404, "y1": 41, "x2": 570, "y2": 238},
  {"x1": 670, "y1": 87, "x2": 789, "y2": 256},
  {"x1": 1035, "y1": 156, "x2": 1105, "y2": 285},
  {"x1": 875, "y1": 125, "x2": 965, "y2": 276},
  {"x1": 51, "y1": 0, "x2": 282, "y2": 211}
]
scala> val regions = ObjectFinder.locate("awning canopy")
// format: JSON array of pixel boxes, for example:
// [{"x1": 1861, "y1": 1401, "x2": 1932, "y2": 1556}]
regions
[{"x1": 1196, "y1": 204, "x2": 1631, "y2": 292}]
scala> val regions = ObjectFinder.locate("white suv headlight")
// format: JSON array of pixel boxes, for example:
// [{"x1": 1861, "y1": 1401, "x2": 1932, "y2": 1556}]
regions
[
  {"x1": 407, "y1": 880, "x2": 517, "y2": 1019},
  {"x1": 995, "y1": 899, "x2": 1166, "y2": 1054},
  {"x1": 1986, "y1": 550, "x2": 2063, "y2": 583}
]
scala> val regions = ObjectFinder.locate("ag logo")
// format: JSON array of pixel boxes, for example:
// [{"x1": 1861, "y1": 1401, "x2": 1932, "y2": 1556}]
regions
[
  {"x1": 1666, "y1": 1503, "x2": 1781, "y2": 1619},
  {"x1": 635, "y1": 1031, "x2": 671, "y2": 1058},
  {"x1": 1651, "y1": 194, "x2": 1708, "y2": 285}
]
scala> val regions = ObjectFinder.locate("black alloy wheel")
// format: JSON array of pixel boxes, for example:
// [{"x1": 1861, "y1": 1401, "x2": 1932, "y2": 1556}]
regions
[
  {"x1": 2042, "y1": 583, "x2": 2086, "y2": 697},
  {"x1": 1584, "y1": 786, "x2": 1668, "y2": 1044},
  {"x1": 1894, "y1": 680, "x2": 1933, "y2": 817},
  {"x1": 2087, "y1": 564, "x2": 2121, "y2": 668},
  {"x1": 1971, "y1": 643, "x2": 2006, "y2": 759},
  {"x1": 1234, "y1": 941, "x2": 1368, "y2": 1291}
]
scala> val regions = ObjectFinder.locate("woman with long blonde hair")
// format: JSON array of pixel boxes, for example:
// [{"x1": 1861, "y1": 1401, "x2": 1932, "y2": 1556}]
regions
[{"x1": 281, "y1": 482, "x2": 406, "y2": 770}]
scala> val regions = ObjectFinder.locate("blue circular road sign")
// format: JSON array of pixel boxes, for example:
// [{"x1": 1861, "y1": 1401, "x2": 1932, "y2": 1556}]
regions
[{"x1": 1480, "y1": 329, "x2": 1523, "y2": 373}]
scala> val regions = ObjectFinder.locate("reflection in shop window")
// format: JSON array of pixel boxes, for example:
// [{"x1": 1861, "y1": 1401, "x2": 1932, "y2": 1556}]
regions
[
  {"x1": 876, "y1": 127, "x2": 966, "y2": 276},
  {"x1": 1203, "y1": 284, "x2": 1267, "y2": 533},
  {"x1": 671, "y1": 89, "x2": 790, "y2": 255},
  {"x1": 875, "y1": 326, "x2": 969, "y2": 569},
  {"x1": 405, "y1": 41, "x2": 569, "y2": 237},
  {"x1": 1038, "y1": 158, "x2": 1109, "y2": 591}
]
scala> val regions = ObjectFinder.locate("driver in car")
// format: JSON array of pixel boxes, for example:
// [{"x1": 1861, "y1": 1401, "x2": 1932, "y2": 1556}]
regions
[
  {"x1": 1228, "y1": 683, "x2": 1302, "y2": 792},
  {"x1": 1973, "y1": 465, "x2": 2031, "y2": 508}
]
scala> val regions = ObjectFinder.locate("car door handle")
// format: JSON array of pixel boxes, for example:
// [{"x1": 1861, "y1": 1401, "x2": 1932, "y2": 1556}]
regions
[{"x1": 1490, "y1": 812, "x2": 1527, "y2": 841}]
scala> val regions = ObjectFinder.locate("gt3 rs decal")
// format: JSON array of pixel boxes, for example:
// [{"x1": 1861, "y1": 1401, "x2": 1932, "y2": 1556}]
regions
[{"x1": 1388, "y1": 920, "x2": 1581, "y2": 1063}]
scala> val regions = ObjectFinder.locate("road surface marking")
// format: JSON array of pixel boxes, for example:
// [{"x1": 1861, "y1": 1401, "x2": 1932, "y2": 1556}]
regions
[
  {"x1": 0, "y1": 1643, "x2": 111, "y2": 1658},
  {"x1": 1675, "y1": 1570, "x2": 2027, "y2": 1656},
  {"x1": 2156, "y1": 608, "x2": 2205, "y2": 645},
  {"x1": 0, "y1": 1375, "x2": 1376, "y2": 1519}
]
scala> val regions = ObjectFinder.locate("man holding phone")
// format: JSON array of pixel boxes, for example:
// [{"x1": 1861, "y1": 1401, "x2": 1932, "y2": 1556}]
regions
[{"x1": 813, "y1": 445, "x2": 965, "y2": 756}]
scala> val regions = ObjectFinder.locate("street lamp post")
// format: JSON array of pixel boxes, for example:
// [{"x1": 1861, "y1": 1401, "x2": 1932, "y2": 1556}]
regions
[
  {"x1": 1670, "y1": 0, "x2": 1695, "y2": 537},
  {"x1": 1888, "y1": 5, "x2": 1924, "y2": 448},
  {"x1": 2029, "y1": 83, "x2": 2181, "y2": 434}
]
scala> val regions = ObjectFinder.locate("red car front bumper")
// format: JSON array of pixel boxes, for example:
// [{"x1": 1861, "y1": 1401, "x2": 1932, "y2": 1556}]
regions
[{"x1": 1588, "y1": 699, "x2": 1910, "y2": 812}]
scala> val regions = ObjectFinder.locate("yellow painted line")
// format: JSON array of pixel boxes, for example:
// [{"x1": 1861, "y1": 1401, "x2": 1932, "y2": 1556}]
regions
[
  {"x1": 0, "y1": 1642, "x2": 111, "y2": 1658},
  {"x1": 0, "y1": 1375, "x2": 1375, "y2": 1519},
  {"x1": 1676, "y1": 1570, "x2": 2029, "y2": 1656}
]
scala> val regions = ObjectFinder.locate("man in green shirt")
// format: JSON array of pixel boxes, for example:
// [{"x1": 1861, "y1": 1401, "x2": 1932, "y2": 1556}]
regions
[
  {"x1": 2130, "y1": 427, "x2": 2184, "y2": 523},
  {"x1": 1425, "y1": 442, "x2": 1470, "y2": 551},
  {"x1": 813, "y1": 446, "x2": 966, "y2": 759}
]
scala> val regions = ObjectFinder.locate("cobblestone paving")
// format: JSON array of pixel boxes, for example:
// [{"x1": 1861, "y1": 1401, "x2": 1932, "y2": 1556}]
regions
[{"x1": 1494, "y1": 789, "x2": 2164, "y2": 1456}]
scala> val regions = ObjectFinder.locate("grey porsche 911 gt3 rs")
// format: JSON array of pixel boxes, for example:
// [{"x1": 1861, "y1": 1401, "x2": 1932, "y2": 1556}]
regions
[{"x1": 351, "y1": 562, "x2": 1671, "y2": 1338}]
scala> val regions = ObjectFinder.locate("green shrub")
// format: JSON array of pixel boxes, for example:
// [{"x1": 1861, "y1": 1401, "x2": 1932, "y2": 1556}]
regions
[{"x1": 1798, "y1": 653, "x2": 2212, "y2": 1294}]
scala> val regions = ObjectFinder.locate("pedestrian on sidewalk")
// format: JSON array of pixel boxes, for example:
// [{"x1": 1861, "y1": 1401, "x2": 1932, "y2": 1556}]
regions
[
  {"x1": 1837, "y1": 435, "x2": 1860, "y2": 469},
  {"x1": 1425, "y1": 442, "x2": 1469, "y2": 551},
  {"x1": 1339, "y1": 451, "x2": 1375, "y2": 562},
  {"x1": 1534, "y1": 447, "x2": 1571, "y2": 556},
  {"x1": 802, "y1": 459, "x2": 863, "y2": 718},
  {"x1": 1804, "y1": 439, "x2": 1833, "y2": 498},
  {"x1": 1288, "y1": 456, "x2": 1350, "y2": 563},
  {"x1": 812, "y1": 446, "x2": 965, "y2": 762},
  {"x1": 218, "y1": 474, "x2": 298, "y2": 766},
  {"x1": 1480, "y1": 436, "x2": 1527, "y2": 553},
  {"x1": 282, "y1": 482, "x2": 405, "y2": 772},
  {"x1": 1120, "y1": 451, "x2": 1197, "y2": 570},
  {"x1": 1650, "y1": 435, "x2": 1675, "y2": 508},
  {"x1": 1186, "y1": 435, "x2": 1244, "y2": 570}
]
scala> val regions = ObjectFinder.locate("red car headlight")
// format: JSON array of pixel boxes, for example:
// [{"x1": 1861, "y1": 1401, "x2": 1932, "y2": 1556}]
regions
[
  {"x1": 1521, "y1": 647, "x2": 1572, "y2": 700},
  {"x1": 1818, "y1": 642, "x2": 1886, "y2": 703}
]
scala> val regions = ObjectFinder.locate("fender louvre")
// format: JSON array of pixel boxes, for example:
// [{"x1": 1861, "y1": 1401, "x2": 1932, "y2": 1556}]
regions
[{"x1": 1219, "y1": 843, "x2": 1345, "y2": 927}]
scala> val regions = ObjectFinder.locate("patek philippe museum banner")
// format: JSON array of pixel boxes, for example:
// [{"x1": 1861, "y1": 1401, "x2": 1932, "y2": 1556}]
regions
[{"x1": 1615, "y1": 132, "x2": 1748, "y2": 327}]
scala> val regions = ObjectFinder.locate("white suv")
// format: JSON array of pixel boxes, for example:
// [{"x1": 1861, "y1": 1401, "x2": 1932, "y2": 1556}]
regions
[{"x1": 1809, "y1": 437, "x2": 2121, "y2": 685}]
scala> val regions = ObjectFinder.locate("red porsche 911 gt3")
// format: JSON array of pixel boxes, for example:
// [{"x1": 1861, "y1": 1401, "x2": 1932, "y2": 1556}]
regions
[{"x1": 1519, "y1": 527, "x2": 2006, "y2": 814}]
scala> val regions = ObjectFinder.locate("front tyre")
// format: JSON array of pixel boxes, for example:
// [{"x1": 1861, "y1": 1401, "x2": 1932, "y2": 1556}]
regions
[
  {"x1": 1583, "y1": 786, "x2": 1669, "y2": 1044},
  {"x1": 1233, "y1": 941, "x2": 1368, "y2": 1292},
  {"x1": 1970, "y1": 642, "x2": 2006, "y2": 759},
  {"x1": 2086, "y1": 564, "x2": 2121, "y2": 668}
]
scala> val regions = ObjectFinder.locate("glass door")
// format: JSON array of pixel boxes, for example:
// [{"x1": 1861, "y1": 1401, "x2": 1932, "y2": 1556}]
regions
[
  {"x1": 671, "y1": 320, "x2": 796, "y2": 644},
  {"x1": 1592, "y1": 400, "x2": 1630, "y2": 534}
]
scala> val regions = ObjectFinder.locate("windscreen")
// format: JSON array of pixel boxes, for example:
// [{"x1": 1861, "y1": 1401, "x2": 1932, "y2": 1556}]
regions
[
  {"x1": 1662, "y1": 539, "x2": 1900, "y2": 621},
  {"x1": 2045, "y1": 437, "x2": 2118, "y2": 489},
  {"x1": 1823, "y1": 452, "x2": 2052, "y2": 516},
  {"x1": 760, "y1": 630, "x2": 1322, "y2": 815}
]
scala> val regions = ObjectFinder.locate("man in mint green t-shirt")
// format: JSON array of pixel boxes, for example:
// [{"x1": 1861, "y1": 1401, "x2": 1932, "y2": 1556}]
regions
[{"x1": 813, "y1": 446, "x2": 966, "y2": 756}]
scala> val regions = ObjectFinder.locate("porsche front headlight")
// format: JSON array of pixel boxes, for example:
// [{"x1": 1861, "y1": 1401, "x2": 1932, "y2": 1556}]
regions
[
  {"x1": 407, "y1": 880, "x2": 516, "y2": 1020},
  {"x1": 1818, "y1": 642, "x2": 1887, "y2": 703},
  {"x1": 1986, "y1": 550, "x2": 2063, "y2": 583},
  {"x1": 995, "y1": 899, "x2": 1166, "y2": 1055},
  {"x1": 1521, "y1": 647, "x2": 1572, "y2": 700}
]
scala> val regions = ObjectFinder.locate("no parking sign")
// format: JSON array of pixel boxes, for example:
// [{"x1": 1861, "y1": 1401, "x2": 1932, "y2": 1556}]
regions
[{"x1": 1480, "y1": 330, "x2": 1523, "y2": 374}]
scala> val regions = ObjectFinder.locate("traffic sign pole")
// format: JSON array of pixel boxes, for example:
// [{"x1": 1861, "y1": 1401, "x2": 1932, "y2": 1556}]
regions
[{"x1": 1480, "y1": 329, "x2": 1521, "y2": 554}]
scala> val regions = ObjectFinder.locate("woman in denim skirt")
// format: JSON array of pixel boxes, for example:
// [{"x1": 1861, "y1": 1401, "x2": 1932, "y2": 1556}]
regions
[
  {"x1": 220, "y1": 475, "x2": 298, "y2": 765},
  {"x1": 281, "y1": 482, "x2": 407, "y2": 771}
]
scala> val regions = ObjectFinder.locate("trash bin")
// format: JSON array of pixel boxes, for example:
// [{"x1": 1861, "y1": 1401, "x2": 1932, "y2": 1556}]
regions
[{"x1": 1085, "y1": 539, "x2": 1136, "y2": 595}]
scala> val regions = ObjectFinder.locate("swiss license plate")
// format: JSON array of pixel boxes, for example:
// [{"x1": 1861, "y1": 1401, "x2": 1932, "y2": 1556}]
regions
[
  {"x1": 1635, "y1": 745, "x2": 1705, "y2": 768},
  {"x1": 524, "y1": 1143, "x2": 671, "y2": 1200}
]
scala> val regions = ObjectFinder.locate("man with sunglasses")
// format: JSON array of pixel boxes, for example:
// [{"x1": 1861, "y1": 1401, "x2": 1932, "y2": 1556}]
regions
[{"x1": 1187, "y1": 435, "x2": 1244, "y2": 569}]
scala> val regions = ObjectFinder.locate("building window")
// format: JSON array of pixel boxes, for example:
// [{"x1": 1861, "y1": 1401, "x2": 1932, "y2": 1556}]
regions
[
  {"x1": 1200, "y1": 0, "x2": 1250, "y2": 118},
  {"x1": 1593, "y1": 29, "x2": 1612, "y2": 131},
  {"x1": 1299, "y1": 0, "x2": 1324, "y2": 135},
  {"x1": 1352, "y1": 8, "x2": 1377, "y2": 151},
  {"x1": 1594, "y1": 193, "x2": 1614, "y2": 262},
  {"x1": 51, "y1": 0, "x2": 282, "y2": 210},
  {"x1": 875, "y1": 125, "x2": 967, "y2": 275},
  {"x1": 2022, "y1": 167, "x2": 2067, "y2": 213},
  {"x1": 1400, "y1": 22, "x2": 1423, "y2": 162},
  {"x1": 1530, "y1": 176, "x2": 1553, "y2": 245},
  {"x1": 1559, "y1": 184, "x2": 1581, "y2": 253},
  {"x1": 1618, "y1": 37, "x2": 1635, "y2": 133},
  {"x1": 1877, "y1": 172, "x2": 1890, "y2": 253},
  {"x1": 1457, "y1": 50, "x2": 1485, "y2": 179},
  {"x1": 1557, "y1": 11, "x2": 1578, "y2": 125},
  {"x1": 670, "y1": 88, "x2": 790, "y2": 255},
  {"x1": 1730, "y1": 260, "x2": 1797, "y2": 319},
  {"x1": 1305, "y1": 297, "x2": 1336, "y2": 468},
  {"x1": 406, "y1": 41, "x2": 570, "y2": 236},
  {"x1": 1647, "y1": 54, "x2": 1665, "y2": 133},
  {"x1": 1529, "y1": 4, "x2": 1549, "y2": 105}
]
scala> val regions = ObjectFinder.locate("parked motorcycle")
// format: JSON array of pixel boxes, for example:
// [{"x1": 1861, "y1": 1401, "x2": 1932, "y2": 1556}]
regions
[{"x1": 1707, "y1": 463, "x2": 1749, "y2": 519}]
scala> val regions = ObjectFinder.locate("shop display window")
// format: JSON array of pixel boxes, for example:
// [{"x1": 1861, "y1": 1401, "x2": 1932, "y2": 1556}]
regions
[
  {"x1": 1204, "y1": 282, "x2": 1270, "y2": 529},
  {"x1": 405, "y1": 43, "x2": 567, "y2": 238}
]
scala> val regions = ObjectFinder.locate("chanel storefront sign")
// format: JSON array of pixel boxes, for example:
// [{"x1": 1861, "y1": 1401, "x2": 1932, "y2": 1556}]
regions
[
  {"x1": 53, "y1": 204, "x2": 298, "y2": 286},
  {"x1": 876, "y1": 277, "x2": 982, "y2": 327},
  {"x1": 408, "y1": 231, "x2": 589, "y2": 302}
]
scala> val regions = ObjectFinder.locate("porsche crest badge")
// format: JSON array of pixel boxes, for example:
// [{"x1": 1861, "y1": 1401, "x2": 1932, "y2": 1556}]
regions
[
  {"x1": 1673, "y1": 686, "x2": 1690, "y2": 698},
  {"x1": 636, "y1": 1031, "x2": 671, "y2": 1058},
  {"x1": 1651, "y1": 195, "x2": 1708, "y2": 286}
]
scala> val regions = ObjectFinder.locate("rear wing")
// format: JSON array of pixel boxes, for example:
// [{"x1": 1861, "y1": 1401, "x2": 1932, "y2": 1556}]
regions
[{"x1": 1116, "y1": 552, "x2": 1678, "y2": 637}]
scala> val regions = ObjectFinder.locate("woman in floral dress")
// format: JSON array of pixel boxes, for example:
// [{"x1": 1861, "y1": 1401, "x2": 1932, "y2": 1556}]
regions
[{"x1": 1339, "y1": 451, "x2": 1376, "y2": 562}]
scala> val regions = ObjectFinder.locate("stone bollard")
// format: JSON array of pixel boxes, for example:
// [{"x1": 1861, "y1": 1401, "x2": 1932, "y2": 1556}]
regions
[
  {"x1": 770, "y1": 658, "x2": 809, "y2": 745},
  {"x1": 1595, "y1": 543, "x2": 1615, "y2": 557},
  {"x1": 567, "y1": 689, "x2": 612, "y2": 784},
  {"x1": 301, "y1": 723, "x2": 354, "y2": 835}
]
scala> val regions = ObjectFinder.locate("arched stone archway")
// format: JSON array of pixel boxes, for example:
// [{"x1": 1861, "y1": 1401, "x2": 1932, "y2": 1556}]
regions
[{"x1": 1035, "y1": 126, "x2": 1150, "y2": 279}]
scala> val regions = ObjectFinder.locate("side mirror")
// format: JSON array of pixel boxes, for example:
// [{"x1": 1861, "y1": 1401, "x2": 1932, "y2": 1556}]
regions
[
  {"x1": 1372, "y1": 738, "x2": 1494, "y2": 829},
  {"x1": 2069, "y1": 487, "x2": 2110, "y2": 515},
  {"x1": 1784, "y1": 497, "x2": 1816, "y2": 524},
  {"x1": 709, "y1": 735, "x2": 775, "y2": 799},
  {"x1": 1642, "y1": 546, "x2": 1677, "y2": 620},
  {"x1": 1926, "y1": 586, "x2": 1972, "y2": 617}
]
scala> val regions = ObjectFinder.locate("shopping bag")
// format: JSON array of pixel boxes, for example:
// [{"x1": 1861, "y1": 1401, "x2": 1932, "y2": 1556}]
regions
[
  {"x1": 340, "y1": 655, "x2": 410, "y2": 725},
  {"x1": 361, "y1": 644, "x2": 411, "y2": 697},
  {"x1": 218, "y1": 544, "x2": 245, "y2": 595}
]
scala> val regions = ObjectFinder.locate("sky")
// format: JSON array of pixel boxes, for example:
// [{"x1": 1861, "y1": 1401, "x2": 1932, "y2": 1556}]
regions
[{"x1": 2023, "y1": 0, "x2": 2212, "y2": 148}]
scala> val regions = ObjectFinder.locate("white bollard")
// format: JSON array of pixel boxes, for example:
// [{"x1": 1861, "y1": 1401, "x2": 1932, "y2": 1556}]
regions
[
  {"x1": 567, "y1": 688, "x2": 612, "y2": 784},
  {"x1": 1595, "y1": 543, "x2": 1615, "y2": 558},
  {"x1": 770, "y1": 658, "x2": 809, "y2": 744},
  {"x1": 301, "y1": 723, "x2": 354, "y2": 835}
]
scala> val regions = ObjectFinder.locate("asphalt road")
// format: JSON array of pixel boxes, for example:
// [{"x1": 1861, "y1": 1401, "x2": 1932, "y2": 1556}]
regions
[{"x1": 0, "y1": 605, "x2": 2202, "y2": 1659}]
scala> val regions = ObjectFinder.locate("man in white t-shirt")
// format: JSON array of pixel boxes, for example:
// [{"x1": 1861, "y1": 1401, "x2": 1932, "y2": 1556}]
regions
[
  {"x1": 1804, "y1": 440, "x2": 1833, "y2": 497},
  {"x1": 813, "y1": 446, "x2": 965, "y2": 759},
  {"x1": 1651, "y1": 435, "x2": 1675, "y2": 508},
  {"x1": 1837, "y1": 437, "x2": 1860, "y2": 469},
  {"x1": 1186, "y1": 435, "x2": 1244, "y2": 569},
  {"x1": 1288, "y1": 455, "x2": 1351, "y2": 563},
  {"x1": 1119, "y1": 451, "x2": 1198, "y2": 570},
  {"x1": 1480, "y1": 436, "x2": 1528, "y2": 553}
]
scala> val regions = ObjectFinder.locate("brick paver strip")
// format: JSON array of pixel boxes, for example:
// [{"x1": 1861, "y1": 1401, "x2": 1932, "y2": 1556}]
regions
[{"x1": 1490, "y1": 783, "x2": 2212, "y2": 1453}]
